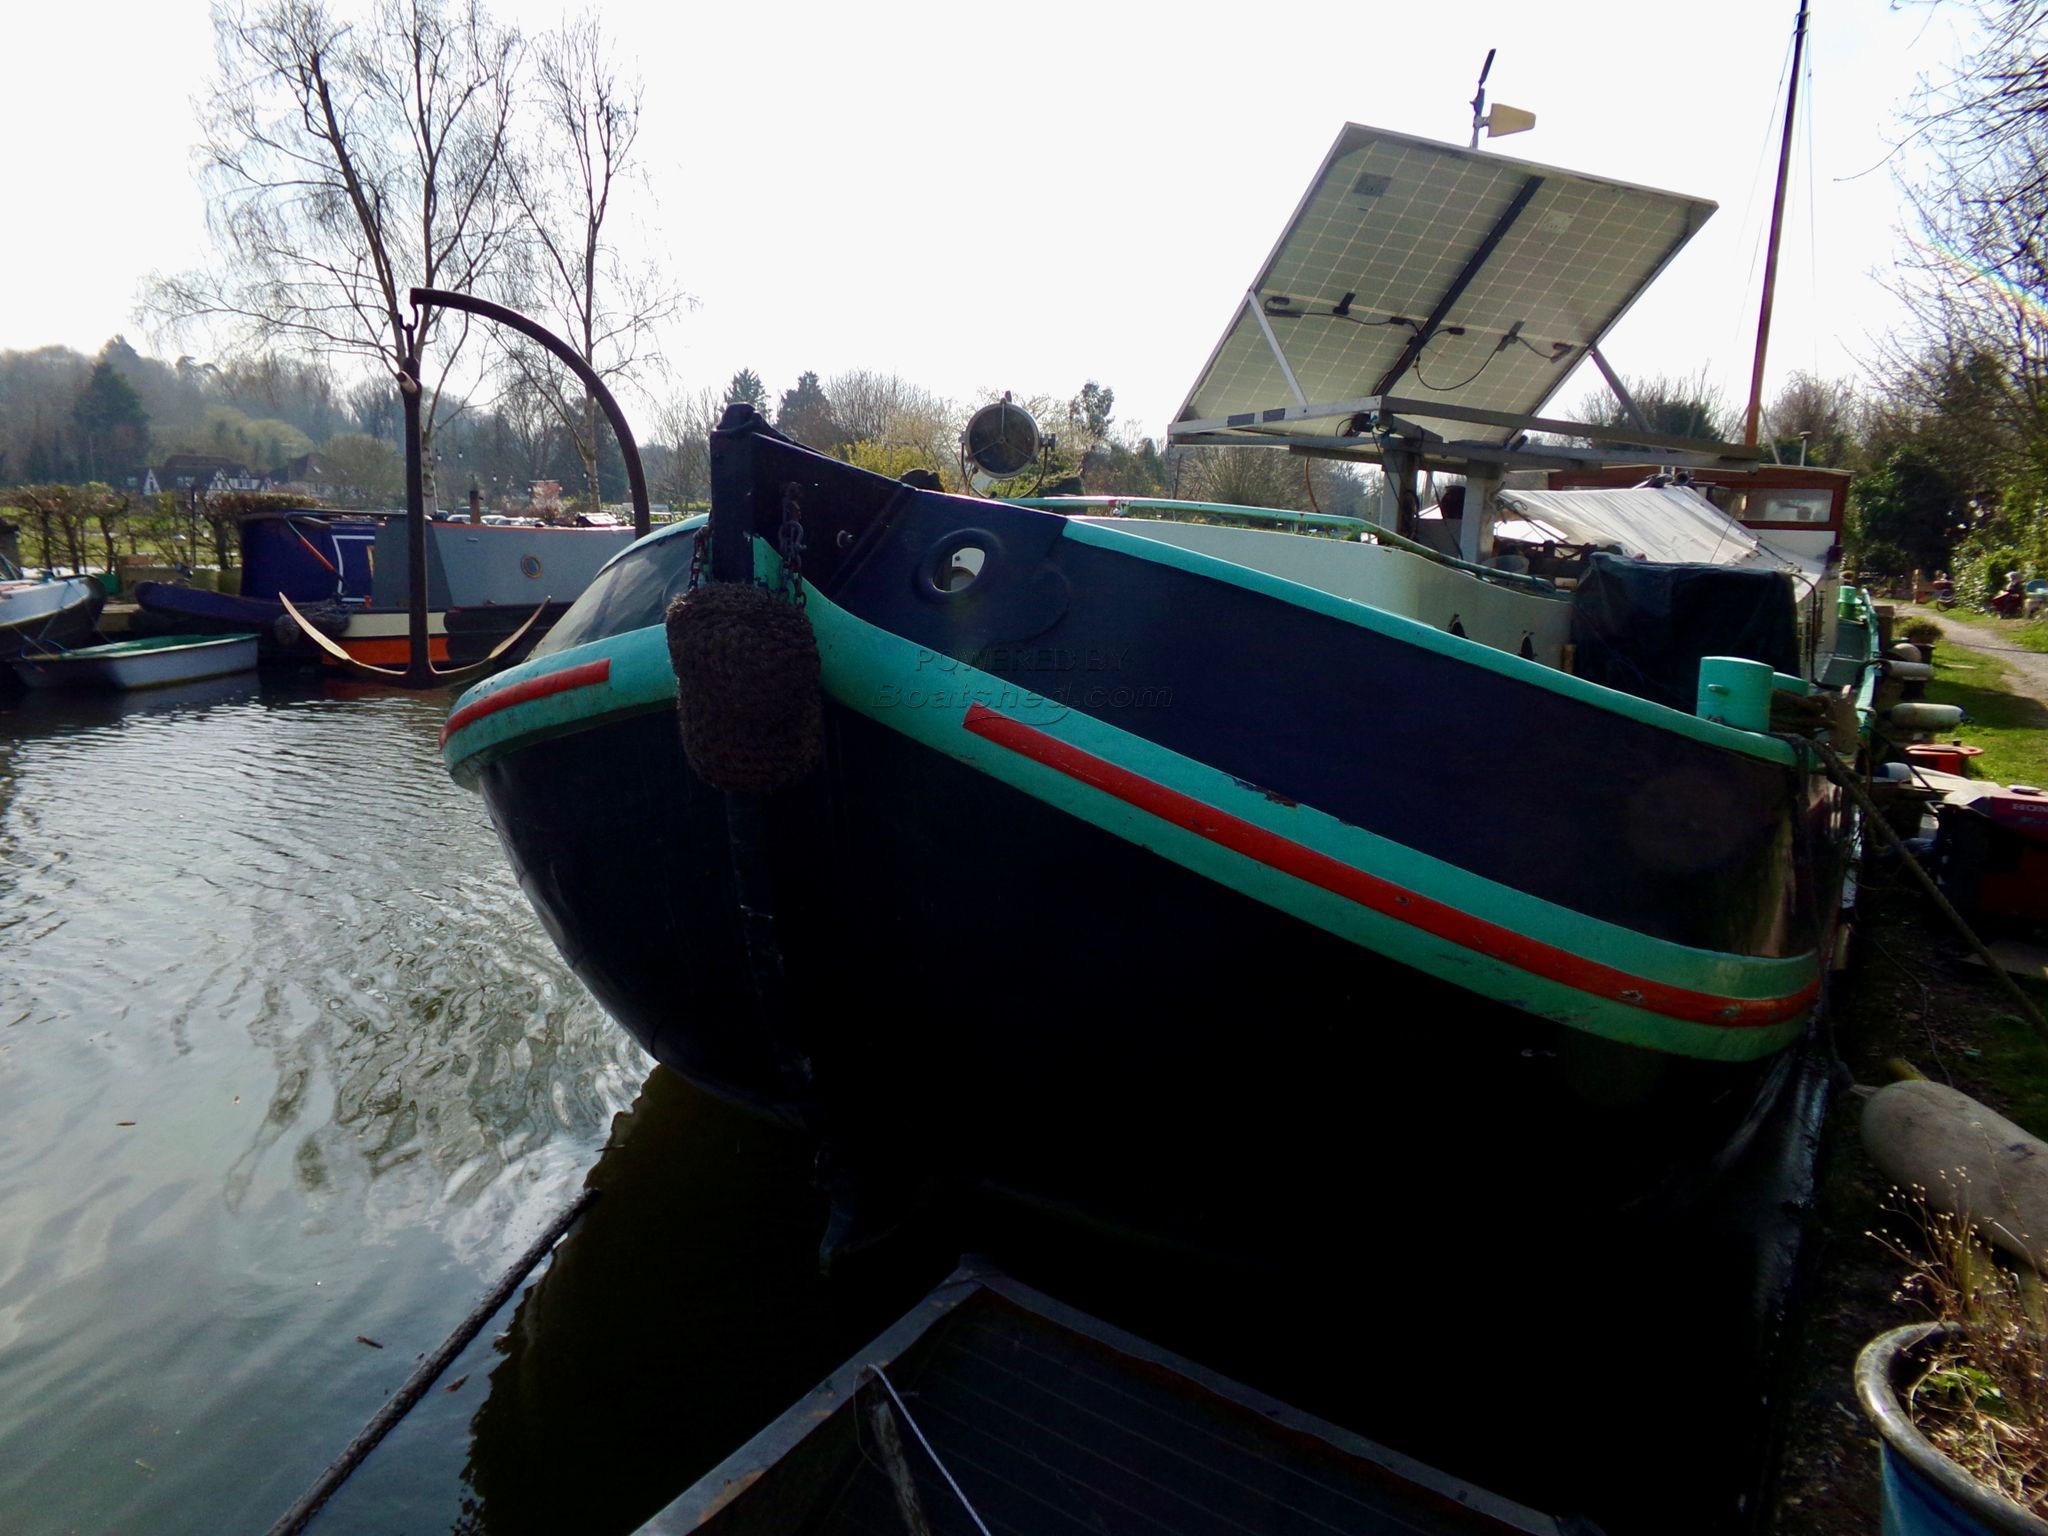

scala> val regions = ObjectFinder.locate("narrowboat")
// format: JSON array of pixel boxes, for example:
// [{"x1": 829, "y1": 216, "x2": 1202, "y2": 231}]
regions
[
  {"x1": 444, "y1": 125, "x2": 1880, "y2": 1253},
  {"x1": 325, "y1": 516, "x2": 631, "y2": 668},
  {"x1": 133, "y1": 508, "x2": 376, "y2": 657},
  {"x1": 137, "y1": 507, "x2": 634, "y2": 667}
]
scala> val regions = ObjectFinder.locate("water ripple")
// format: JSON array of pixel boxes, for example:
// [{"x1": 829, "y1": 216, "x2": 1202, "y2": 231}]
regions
[{"x1": 0, "y1": 677, "x2": 648, "y2": 1534}]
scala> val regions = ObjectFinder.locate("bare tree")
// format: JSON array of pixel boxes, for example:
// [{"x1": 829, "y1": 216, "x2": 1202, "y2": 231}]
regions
[
  {"x1": 825, "y1": 369, "x2": 910, "y2": 447},
  {"x1": 825, "y1": 369, "x2": 958, "y2": 473},
  {"x1": 152, "y1": 0, "x2": 524, "y2": 502},
  {"x1": 1896, "y1": 2, "x2": 2047, "y2": 211},
  {"x1": 1762, "y1": 372, "x2": 1869, "y2": 469},
  {"x1": 492, "y1": 369, "x2": 570, "y2": 489},
  {"x1": 499, "y1": 13, "x2": 683, "y2": 508},
  {"x1": 1875, "y1": 4, "x2": 2047, "y2": 493},
  {"x1": 652, "y1": 385, "x2": 723, "y2": 511},
  {"x1": 1172, "y1": 445, "x2": 1332, "y2": 511}
]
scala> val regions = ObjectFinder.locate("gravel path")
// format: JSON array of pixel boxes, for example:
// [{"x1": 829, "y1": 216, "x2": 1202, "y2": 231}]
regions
[{"x1": 1898, "y1": 605, "x2": 2048, "y2": 708}]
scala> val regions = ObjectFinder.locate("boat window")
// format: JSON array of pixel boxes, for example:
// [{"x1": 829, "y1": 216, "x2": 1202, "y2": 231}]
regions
[
  {"x1": 531, "y1": 526, "x2": 700, "y2": 656},
  {"x1": 1749, "y1": 489, "x2": 1834, "y2": 524},
  {"x1": 334, "y1": 534, "x2": 376, "y2": 601}
]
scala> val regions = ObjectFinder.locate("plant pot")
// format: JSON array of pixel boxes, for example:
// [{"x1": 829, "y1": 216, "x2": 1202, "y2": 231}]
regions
[{"x1": 1856, "y1": 1322, "x2": 2048, "y2": 1535}]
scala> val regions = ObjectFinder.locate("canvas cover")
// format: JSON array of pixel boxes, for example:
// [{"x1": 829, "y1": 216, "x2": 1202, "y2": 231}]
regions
[
  {"x1": 1569, "y1": 552, "x2": 1800, "y2": 713},
  {"x1": 1494, "y1": 486, "x2": 1818, "y2": 588}
]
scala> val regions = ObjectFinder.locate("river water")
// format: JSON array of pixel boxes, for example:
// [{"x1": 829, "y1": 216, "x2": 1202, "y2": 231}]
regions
[{"x1": 0, "y1": 675, "x2": 662, "y2": 1532}]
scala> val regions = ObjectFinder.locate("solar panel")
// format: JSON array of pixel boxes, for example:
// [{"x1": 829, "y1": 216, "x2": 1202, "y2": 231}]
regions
[{"x1": 1171, "y1": 125, "x2": 1715, "y2": 451}]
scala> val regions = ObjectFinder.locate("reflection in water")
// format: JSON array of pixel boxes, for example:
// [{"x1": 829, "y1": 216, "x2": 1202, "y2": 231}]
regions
[
  {"x1": 457, "y1": 1067, "x2": 948, "y2": 1534},
  {"x1": 0, "y1": 677, "x2": 646, "y2": 1534},
  {"x1": 435, "y1": 1048, "x2": 1829, "y2": 1536}
]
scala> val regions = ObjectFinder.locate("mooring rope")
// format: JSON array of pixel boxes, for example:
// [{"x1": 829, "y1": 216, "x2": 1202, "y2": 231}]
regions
[{"x1": 264, "y1": 1187, "x2": 599, "y2": 1536}]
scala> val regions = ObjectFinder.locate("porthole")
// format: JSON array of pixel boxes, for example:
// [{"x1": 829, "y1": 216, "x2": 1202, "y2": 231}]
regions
[{"x1": 917, "y1": 531, "x2": 1000, "y2": 602}]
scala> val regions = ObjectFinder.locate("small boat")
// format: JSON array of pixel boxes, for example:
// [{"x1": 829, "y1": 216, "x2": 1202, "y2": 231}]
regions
[
  {"x1": 444, "y1": 124, "x2": 1881, "y2": 1255},
  {"x1": 641, "y1": 1259, "x2": 1591, "y2": 1535},
  {"x1": 0, "y1": 553, "x2": 103, "y2": 662},
  {"x1": 11, "y1": 632, "x2": 260, "y2": 691}
]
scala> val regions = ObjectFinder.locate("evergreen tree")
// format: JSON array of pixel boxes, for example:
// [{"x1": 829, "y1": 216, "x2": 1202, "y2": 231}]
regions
[
  {"x1": 775, "y1": 371, "x2": 842, "y2": 451},
  {"x1": 72, "y1": 361, "x2": 150, "y2": 481},
  {"x1": 726, "y1": 368, "x2": 769, "y2": 410}
]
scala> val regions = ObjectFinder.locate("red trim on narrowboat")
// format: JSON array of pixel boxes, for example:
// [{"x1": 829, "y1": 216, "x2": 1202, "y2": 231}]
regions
[
  {"x1": 441, "y1": 658, "x2": 613, "y2": 746},
  {"x1": 331, "y1": 636, "x2": 452, "y2": 668},
  {"x1": 962, "y1": 703, "x2": 1817, "y2": 1029}
]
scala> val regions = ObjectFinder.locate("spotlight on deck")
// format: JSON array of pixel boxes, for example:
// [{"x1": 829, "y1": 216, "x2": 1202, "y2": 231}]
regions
[{"x1": 960, "y1": 393, "x2": 1045, "y2": 495}]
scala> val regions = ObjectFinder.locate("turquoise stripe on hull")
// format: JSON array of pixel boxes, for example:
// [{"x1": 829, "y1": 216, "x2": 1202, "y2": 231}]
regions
[{"x1": 444, "y1": 627, "x2": 672, "y2": 786}]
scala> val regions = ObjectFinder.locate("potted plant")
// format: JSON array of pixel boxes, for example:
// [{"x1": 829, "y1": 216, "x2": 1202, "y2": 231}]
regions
[
  {"x1": 1903, "y1": 619, "x2": 1942, "y2": 668},
  {"x1": 1860, "y1": 1201, "x2": 2048, "y2": 1533},
  {"x1": 1859, "y1": 1322, "x2": 2048, "y2": 1534}
]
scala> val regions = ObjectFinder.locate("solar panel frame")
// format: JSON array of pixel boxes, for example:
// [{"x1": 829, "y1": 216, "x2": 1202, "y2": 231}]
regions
[{"x1": 1171, "y1": 124, "x2": 1716, "y2": 450}]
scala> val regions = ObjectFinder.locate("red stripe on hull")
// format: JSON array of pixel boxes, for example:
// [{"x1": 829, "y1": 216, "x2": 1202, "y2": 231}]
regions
[
  {"x1": 441, "y1": 657, "x2": 613, "y2": 746},
  {"x1": 961, "y1": 703, "x2": 1817, "y2": 1029},
  {"x1": 331, "y1": 636, "x2": 452, "y2": 668}
]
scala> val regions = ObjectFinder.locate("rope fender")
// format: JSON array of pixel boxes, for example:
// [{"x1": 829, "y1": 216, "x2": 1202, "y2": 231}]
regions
[{"x1": 665, "y1": 581, "x2": 823, "y2": 794}]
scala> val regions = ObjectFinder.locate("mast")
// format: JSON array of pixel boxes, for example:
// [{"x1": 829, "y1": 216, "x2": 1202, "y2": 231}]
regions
[{"x1": 1743, "y1": 0, "x2": 1810, "y2": 447}]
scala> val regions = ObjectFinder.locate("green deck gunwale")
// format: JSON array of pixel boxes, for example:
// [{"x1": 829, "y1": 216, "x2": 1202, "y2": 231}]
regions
[{"x1": 442, "y1": 626, "x2": 673, "y2": 787}]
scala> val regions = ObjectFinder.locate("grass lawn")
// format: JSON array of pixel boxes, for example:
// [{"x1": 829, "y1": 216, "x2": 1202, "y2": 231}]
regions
[{"x1": 1920, "y1": 641, "x2": 2048, "y2": 787}]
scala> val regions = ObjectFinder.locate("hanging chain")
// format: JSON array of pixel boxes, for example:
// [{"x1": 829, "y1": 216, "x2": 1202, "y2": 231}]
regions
[
  {"x1": 778, "y1": 483, "x2": 808, "y2": 610},
  {"x1": 687, "y1": 488, "x2": 804, "y2": 605},
  {"x1": 685, "y1": 525, "x2": 709, "y2": 592}
]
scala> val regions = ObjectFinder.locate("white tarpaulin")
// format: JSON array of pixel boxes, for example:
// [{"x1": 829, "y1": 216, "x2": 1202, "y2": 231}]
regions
[{"x1": 1487, "y1": 485, "x2": 1821, "y2": 590}]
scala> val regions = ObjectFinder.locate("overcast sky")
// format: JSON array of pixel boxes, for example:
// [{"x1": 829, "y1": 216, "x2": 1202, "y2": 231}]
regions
[{"x1": 7, "y1": 0, "x2": 1971, "y2": 440}]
